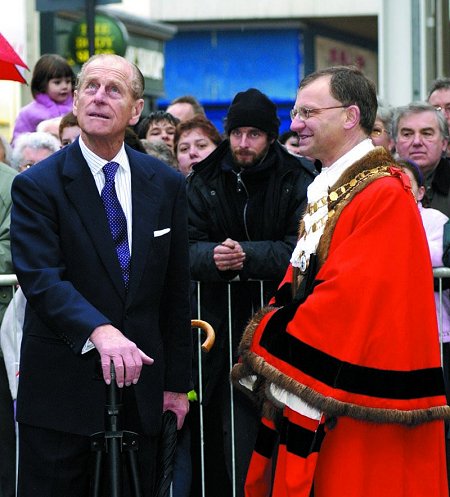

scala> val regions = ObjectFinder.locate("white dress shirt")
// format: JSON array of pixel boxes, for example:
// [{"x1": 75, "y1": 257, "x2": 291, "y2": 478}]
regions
[
  {"x1": 79, "y1": 136, "x2": 133, "y2": 253},
  {"x1": 291, "y1": 138, "x2": 374, "y2": 268}
]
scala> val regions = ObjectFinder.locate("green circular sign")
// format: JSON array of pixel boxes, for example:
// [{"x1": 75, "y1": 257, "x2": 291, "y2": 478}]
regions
[{"x1": 68, "y1": 14, "x2": 128, "y2": 65}]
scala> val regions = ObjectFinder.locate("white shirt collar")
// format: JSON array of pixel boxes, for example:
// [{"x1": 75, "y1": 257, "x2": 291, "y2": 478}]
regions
[
  {"x1": 307, "y1": 138, "x2": 375, "y2": 203},
  {"x1": 291, "y1": 138, "x2": 375, "y2": 269},
  {"x1": 78, "y1": 135, "x2": 130, "y2": 176}
]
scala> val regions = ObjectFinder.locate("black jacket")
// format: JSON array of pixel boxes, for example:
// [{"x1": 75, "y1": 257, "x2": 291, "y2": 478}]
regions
[
  {"x1": 187, "y1": 139, "x2": 316, "y2": 282},
  {"x1": 186, "y1": 139, "x2": 316, "y2": 400},
  {"x1": 425, "y1": 156, "x2": 450, "y2": 218}
]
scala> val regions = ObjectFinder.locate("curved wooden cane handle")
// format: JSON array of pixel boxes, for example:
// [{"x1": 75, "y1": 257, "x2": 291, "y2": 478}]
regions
[{"x1": 191, "y1": 319, "x2": 215, "y2": 352}]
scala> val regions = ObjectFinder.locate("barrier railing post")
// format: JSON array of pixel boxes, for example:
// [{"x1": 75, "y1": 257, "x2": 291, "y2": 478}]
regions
[
  {"x1": 227, "y1": 282, "x2": 237, "y2": 497},
  {"x1": 195, "y1": 282, "x2": 207, "y2": 497},
  {"x1": 433, "y1": 267, "x2": 450, "y2": 367}
]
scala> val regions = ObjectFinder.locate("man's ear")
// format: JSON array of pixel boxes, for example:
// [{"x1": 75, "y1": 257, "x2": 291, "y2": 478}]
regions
[
  {"x1": 73, "y1": 90, "x2": 79, "y2": 117},
  {"x1": 343, "y1": 105, "x2": 360, "y2": 130},
  {"x1": 417, "y1": 185, "x2": 426, "y2": 202},
  {"x1": 129, "y1": 99, "x2": 144, "y2": 126}
]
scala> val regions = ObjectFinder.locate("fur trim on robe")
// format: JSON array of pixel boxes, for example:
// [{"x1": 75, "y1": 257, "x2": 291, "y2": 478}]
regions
[{"x1": 232, "y1": 147, "x2": 450, "y2": 426}]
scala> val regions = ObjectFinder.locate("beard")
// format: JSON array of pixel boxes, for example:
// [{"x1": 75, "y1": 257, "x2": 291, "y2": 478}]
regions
[{"x1": 231, "y1": 143, "x2": 271, "y2": 168}]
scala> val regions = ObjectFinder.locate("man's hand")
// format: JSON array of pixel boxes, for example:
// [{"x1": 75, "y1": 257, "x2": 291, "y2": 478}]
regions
[
  {"x1": 213, "y1": 238, "x2": 246, "y2": 271},
  {"x1": 90, "y1": 324, "x2": 154, "y2": 388},
  {"x1": 163, "y1": 391, "x2": 190, "y2": 430}
]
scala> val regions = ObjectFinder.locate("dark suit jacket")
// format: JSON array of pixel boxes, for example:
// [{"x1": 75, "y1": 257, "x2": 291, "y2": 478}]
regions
[{"x1": 10, "y1": 140, "x2": 192, "y2": 436}]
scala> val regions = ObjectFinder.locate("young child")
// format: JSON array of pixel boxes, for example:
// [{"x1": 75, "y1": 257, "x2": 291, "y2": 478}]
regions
[
  {"x1": 12, "y1": 54, "x2": 75, "y2": 143},
  {"x1": 399, "y1": 158, "x2": 450, "y2": 342}
]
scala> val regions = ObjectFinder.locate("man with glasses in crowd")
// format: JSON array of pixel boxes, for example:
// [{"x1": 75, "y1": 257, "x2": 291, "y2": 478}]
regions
[
  {"x1": 233, "y1": 66, "x2": 450, "y2": 497},
  {"x1": 369, "y1": 101, "x2": 394, "y2": 153},
  {"x1": 428, "y1": 77, "x2": 450, "y2": 156},
  {"x1": 429, "y1": 78, "x2": 450, "y2": 126}
]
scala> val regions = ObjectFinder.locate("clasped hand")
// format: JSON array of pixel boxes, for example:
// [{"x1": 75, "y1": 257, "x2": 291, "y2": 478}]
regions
[{"x1": 213, "y1": 238, "x2": 246, "y2": 272}]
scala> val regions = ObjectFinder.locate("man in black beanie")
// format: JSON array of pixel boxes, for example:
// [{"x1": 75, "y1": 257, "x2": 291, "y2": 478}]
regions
[{"x1": 186, "y1": 88, "x2": 316, "y2": 497}]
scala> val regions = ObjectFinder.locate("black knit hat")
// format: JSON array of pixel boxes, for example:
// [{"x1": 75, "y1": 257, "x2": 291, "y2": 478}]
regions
[{"x1": 225, "y1": 88, "x2": 280, "y2": 137}]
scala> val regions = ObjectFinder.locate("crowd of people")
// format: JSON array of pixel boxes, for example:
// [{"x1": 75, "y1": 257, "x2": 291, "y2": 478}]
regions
[{"x1": 0, "y1": 52, "x2": 450, "y2": 497}]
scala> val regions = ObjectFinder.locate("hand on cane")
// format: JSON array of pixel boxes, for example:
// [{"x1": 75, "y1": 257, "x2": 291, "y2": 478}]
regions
[
  {"x1": 163, "y1": 391, "x2": 190, "y2": 430},
  {"x1": 90, "y1": 324, "x2": 154, "y2": 387}
]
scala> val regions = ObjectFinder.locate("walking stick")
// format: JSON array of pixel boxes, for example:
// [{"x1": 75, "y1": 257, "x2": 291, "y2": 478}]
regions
[
  {"x1": 154, "y1": 319, "x2": 215, "y2": 497},
  {"x1": 91, "y1": 362, "x2": 142, "y2": 497},
  {"x1": 91, "y1": 321, "x2": 215, "y2": 497}
]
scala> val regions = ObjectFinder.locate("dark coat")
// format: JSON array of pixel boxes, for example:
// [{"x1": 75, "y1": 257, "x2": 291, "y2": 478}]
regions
[
  {"x1": 425, "y1": 156, "x2": 450, "y2": 217},
  {"x1": 186, "y1": 139, "x2": 316, "y2": 401},
  {"x1": 10, "y1": 140, "x2": 192, "y2": 436}
]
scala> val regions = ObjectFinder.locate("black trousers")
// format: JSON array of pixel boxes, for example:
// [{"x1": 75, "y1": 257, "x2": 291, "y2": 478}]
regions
[
  {"x1": 0, "y1": 358, "x2": 15, "y2": 497},
  {"x1": 17, "y1": 423, "x2": 158, "y2": 497}
]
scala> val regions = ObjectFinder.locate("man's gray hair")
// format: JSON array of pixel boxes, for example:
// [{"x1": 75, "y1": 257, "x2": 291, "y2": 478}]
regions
[
  {"x1": 391, "y1": 101, "x2": 450, "y2": 142},
  {"x1": 11, "y1": 132, "x2": 60, "y2": 171}
]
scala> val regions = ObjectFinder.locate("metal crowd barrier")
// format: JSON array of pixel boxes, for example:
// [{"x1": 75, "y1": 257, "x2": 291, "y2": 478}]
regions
[
  {"x1": 2, "y1": 270, "x2": 450, "y2": 497},
  {"x1": 193, "y1": 279, "x2": 267, "y2": 497},
  {"x1": 192, "y1": 269, "x2": 450, "y2": 497}
]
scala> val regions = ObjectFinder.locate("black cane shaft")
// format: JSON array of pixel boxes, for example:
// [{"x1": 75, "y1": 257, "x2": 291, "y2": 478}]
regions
[
  {"x1": 107, "y1": 362, "x2": 122, "y2": 497},
  {"x1": 109, "y1": 437, "x2": 122, "y2": 497}
]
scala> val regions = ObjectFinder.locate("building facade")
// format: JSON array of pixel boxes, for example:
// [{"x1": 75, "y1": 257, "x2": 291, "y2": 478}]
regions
[{"x1": 0, "y1": 0, "x2": 448, "y2": 139}]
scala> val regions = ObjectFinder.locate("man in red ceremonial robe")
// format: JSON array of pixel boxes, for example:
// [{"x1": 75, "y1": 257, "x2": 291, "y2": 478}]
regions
[{"x1": 232, "y1": 66, "x2": 450, "y2": 497}]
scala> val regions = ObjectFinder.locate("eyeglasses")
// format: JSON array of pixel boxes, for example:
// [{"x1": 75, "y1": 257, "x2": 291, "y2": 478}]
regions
[
  {"x1": 370, "y1": 128, "x2": 387, "y2": 138},
  {"x1": 290, "y1": 105, "x2": 348, "y2": 121},
  {"x1": 18, "y1": 162, "x2": 35, "y2": 172},
  {"x1": 433, "y1": 104, "x2": 450, "y2": 115}
]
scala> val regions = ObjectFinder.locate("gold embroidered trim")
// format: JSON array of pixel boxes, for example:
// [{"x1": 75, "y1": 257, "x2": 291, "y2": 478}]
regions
[
  {"x1": 295, "y1": 165, "x2": 392, "y2": 273},
  {"x1": 307, "y1": 165, "x2": 392, "y2": 218}
]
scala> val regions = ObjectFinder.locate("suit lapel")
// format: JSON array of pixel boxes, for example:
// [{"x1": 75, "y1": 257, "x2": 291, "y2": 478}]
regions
[
  {"x1": 63, "y1": 142, "x2": 127, "y2": 300},
  {"x1": 126, "y1": 149, "x2": 160, "y2": 302}
]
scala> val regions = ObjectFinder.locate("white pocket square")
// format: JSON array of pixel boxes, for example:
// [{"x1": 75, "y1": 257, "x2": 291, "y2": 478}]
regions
[{"x1": 154, "y1": 228, "x2": 171, "y2": 237}]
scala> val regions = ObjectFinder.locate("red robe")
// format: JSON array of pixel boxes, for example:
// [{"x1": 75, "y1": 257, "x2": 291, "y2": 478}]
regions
[{"x1": 232, "y1": 148, "x2": 450, "y2": 497}]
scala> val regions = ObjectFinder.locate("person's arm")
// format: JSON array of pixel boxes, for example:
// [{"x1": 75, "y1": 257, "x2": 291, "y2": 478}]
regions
[
  {"x1": 187, "y1": 180, "x2": 229, "y2": 281},
  {"x1": 161, "y1": 175, "x2": 193, "y2": 429},
  {"x1": 10, "y1": 171, "x2": 152, "y2": 387},
  {"x1": 0, "y1": 171, "x2": 16, "y2": 276},
  {"x1": 11, "y1": 105, "x2": 34, "y2": 144},
  {"x1": 188, "y1": 189, "x2": 302, "y2": 283}
]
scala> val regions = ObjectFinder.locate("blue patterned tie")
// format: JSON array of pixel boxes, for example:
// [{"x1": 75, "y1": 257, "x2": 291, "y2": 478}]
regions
[{"x1": 101, "y1": 162, "x2": 130, "y2": 289}]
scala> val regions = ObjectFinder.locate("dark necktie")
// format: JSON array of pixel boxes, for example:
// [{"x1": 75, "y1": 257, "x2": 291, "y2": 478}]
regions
[{"x1": 101, "y1": 161, "x2": 130, "y2": 289}]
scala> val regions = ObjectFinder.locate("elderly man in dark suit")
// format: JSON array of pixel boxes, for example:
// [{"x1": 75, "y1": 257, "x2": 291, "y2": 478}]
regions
[{"x1": 11, "y1": 54, "x2": 192, "y2": 496}]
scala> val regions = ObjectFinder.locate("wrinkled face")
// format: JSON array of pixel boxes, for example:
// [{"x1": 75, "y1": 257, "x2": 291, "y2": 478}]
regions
[
  {"x1": 19, "y1": 146, "x2": 54, "y2": 172},
  {"x1": 60, "y1": 125, "x2": 81, "y2": 147},
  {"x1": 146, "y1": 120, "x2": 176, "y2": 150},
  {"x1": 370, "y1": 118, "x2": 392, "y2": 151},
  {"x1": 428, "y1": 88, "x2": 450, "y2": 127},
  {"x1": 73, "y1": 57, "x2": 143, "y2": 143},
  {"x1": 290, "y1": 75, "x2": 349, "y2": 167},
  {"x1": 395, "y1": 111, "x2": 448, "y2": 174},
  {"x1": 176, "y1": 128, "x2": 218, "y2": 176},
  {"x1": 47, "y1": 76, "x2": 72, "y2": 103},
  {"x1": 229, "y1": 127, "x2": 272, "y2": 168}
]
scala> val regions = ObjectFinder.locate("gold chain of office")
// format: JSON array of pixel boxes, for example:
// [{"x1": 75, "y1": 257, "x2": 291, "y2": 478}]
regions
[{"x1": 304, "y1": 165, "x2": 392, "y2": 235}]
